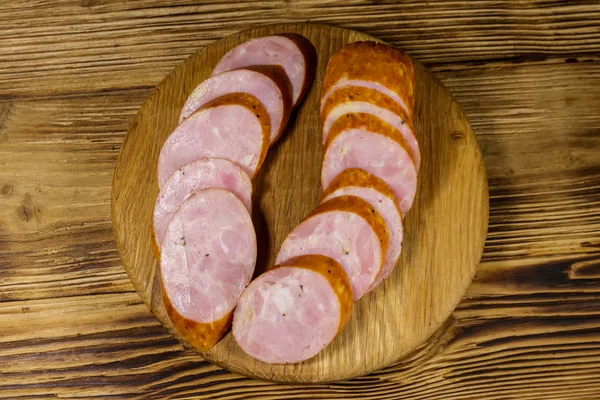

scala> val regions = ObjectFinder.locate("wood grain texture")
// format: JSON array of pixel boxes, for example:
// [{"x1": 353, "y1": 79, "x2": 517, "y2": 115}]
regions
[
  {"x1": 1, "y1": 1, "x2": 599, "y2": 99},
  {"x1": 111, "y1": 23, "x2": 488, "y2": 382},
  {"x1": 1, "y1": 0, "x2": 600, "y2": 398}
]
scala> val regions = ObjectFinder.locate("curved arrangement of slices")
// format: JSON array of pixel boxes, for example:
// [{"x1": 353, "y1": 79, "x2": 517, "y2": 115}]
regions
[
  {"x1": 154, "y1": 34, "x2": 317, "y2": 351},
  {"x1": 232, "y1": 41, "x2": 419, "y2": 364},
  {"x1": 156, "y1": 38, "x2": 420, "y2": 364}
]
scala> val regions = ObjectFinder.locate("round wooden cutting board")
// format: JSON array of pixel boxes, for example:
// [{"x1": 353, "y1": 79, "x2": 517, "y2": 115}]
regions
[{"x1": 111, "y1": 23, "x2": 488, "y2": 383}]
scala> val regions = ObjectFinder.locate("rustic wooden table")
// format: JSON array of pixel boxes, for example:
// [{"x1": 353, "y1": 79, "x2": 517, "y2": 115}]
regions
[{"x1": 1, "y1": 1, "x2": 599, "y2": 399}]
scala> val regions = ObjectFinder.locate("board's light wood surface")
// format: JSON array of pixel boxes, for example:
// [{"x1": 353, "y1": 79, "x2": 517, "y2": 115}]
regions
[
  {"x1": 111, "y1": 23, "x2": 488, "y2": 382},
  {"x1": 1, "y1": 0, "x2": 600, "y2": 398}
]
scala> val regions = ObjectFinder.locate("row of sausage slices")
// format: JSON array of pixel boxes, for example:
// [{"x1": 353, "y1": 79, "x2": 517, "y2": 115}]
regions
[
  {"x1": 154, "y1": 36, "x2": 419, "y2": 365},
  {"x1": 235, "y1": 42, "x2": 419, "y2": 364},
  {"x1": 154, "y1": 34, "x2": 317, "y2": 353}
]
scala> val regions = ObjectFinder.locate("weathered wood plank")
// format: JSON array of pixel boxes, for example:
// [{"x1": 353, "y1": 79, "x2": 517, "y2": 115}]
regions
[
  {"x1": 1, "y1": 0, "x2": 599, "y2": 98},
  {"x1": 0, "y1": 90, "x2": 148, "y2": 301},
  {"x1": 440, "y1": 61, "x2": 600, "y2": 263},
  {"x1": 1, "y1": 287, "x2": 600, "y2": 398}
]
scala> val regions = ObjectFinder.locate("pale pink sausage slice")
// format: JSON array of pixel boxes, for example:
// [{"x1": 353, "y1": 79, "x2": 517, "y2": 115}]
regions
[
  {"x1": 179, "y1": 67, "x2": 291, "y2": 144},
  {"x1": 276, "y1": 195, "x2": 388, "y2": 300},
  {"x1": 212, "y1": 34, "x2": 317, "y2": 107},
  {"x1": 322, "y1": 116, "x2": 418, "y2": 216},
  {"x1": 322, "y1": 102, "x2": 420, "y2": 171},
  {"x1": 320, "y1": 85, "x2": 420, "y2": 170},
  {"x1": 321, "y1": 168, "x2": 403, "y2": 290},
  {"x1": 158, "y1": 93, "x2": 270, "y2": 187},
  {"x1": 233, "y1": 255, "x2": 353, "y2": 364},
  {"x1": 161, "y1": 188, "x2": 256, "y2": 351},
  {"x1": 153, "y1": 158, "x2": 253, "y2": 252}
]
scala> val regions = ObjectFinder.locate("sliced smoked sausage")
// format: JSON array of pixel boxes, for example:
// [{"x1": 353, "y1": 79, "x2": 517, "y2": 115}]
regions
[
  {"x1": 322, "y1": 113, "x2": 418, "y2": 216},
  {"x1": 179, "y1": 67, "x2": 291, "y2": 144},
  {"x1": 276, "y1": 195, "x2": 389, "y2": 300},
  {"x1": 321, "y1": 168, "x2": 403, "y2": 290},
  {"x1": 320, "y1": 86, "x2": 420, "y2": 170},
  {"x1": 152, "y1": 158, "x2": 253, "y2": 258},
  {"x1": 161, "y1": 188, "x2": 256, "y2": 351},
  {"x1": 233, "y1": 254, "x2": 353, "y2": 364},
  {"x1": 212, "y1": 34, "x2": 317, "y2": 107},
  {"x1": 158, "y1": 92, "x2": 270, "y2": 187},
  {"x1": 321, "y1": 41, "x2": 415, "y2": 118}
]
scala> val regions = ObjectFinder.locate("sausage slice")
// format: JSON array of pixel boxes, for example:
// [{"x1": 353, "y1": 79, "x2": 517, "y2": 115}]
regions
[
  {"x1": 276, "y1": 195, "x2": 389, "y2": 300},
  {"x1": 179, "y1": 67, "x2": 291, "y2": 144},
  {"x1": 320, "y1": 86, "x2": 420, "y2": 170},
  {"x1": 322, "y1": 113, "x2": 418, "y2": 216},
  {"x1": 322, "y1": 168, "x2": 403, "y2": 290},
  {"x1": 161, "y1": 188, "x2": 256, "y2": 351},
  {"x1": 152, "y1": 158, "x2": 253, "y2": 257},
  {"x1": 212, "y1": 34, "x2": 317, "y2": 107},
  {"x1": 321, "y1": 41, "x2": 415, "y2": 118},
  {"x1": 233, "y1": 254, "x2": 353, "y2": 364},
  {"x1": 158, "y1": 93, "x2": 270, "y2": 187}
]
